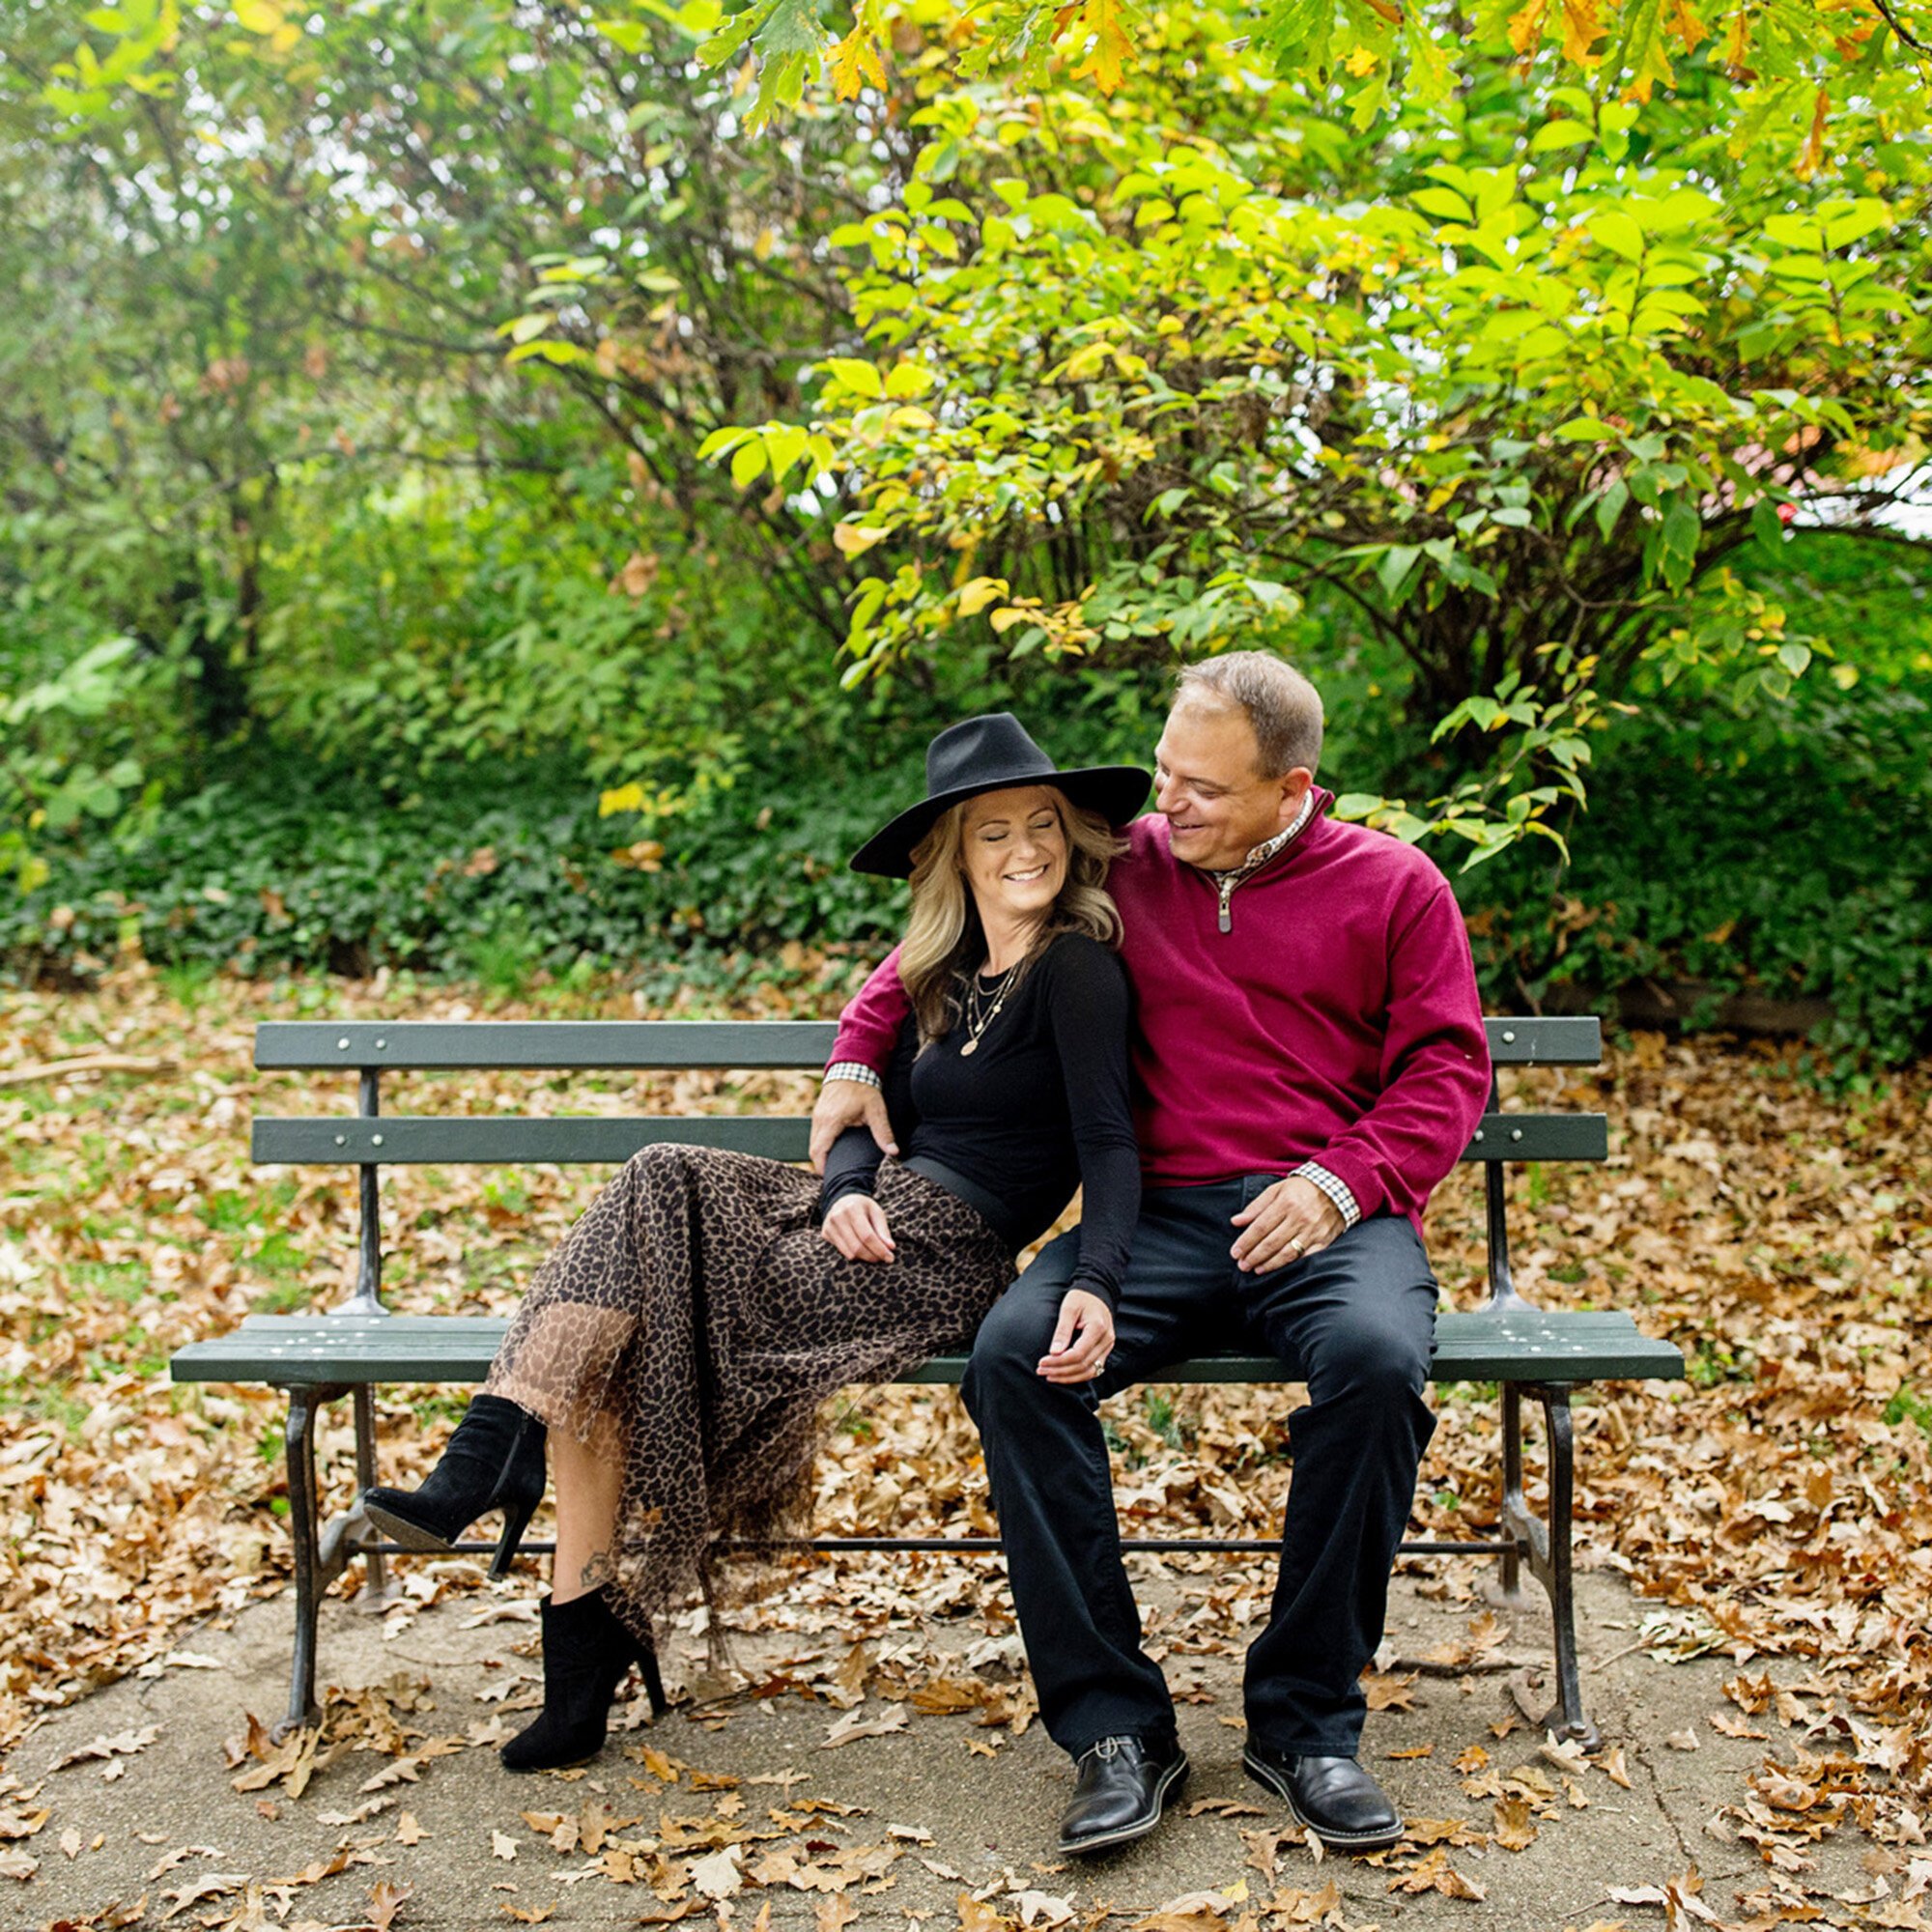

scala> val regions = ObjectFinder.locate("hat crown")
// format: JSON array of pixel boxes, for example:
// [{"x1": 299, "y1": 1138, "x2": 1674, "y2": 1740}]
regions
[{"x1": 923, "y1": 713, "x2": 1056, "y2": 801}]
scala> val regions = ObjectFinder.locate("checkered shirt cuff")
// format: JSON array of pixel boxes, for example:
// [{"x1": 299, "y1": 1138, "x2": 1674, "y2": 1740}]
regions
[
  {"x1": 1293, "y1": 1160, "x2": 1361, "y2": 1229},
  {"x1": 823, "y1": 1062, "x2": 884, "y2": 1091}
]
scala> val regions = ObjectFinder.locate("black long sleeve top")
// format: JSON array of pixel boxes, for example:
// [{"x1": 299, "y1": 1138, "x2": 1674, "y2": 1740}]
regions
[{"x1": 818, "y1": 932, "x2": 1140, "y2": 1307}]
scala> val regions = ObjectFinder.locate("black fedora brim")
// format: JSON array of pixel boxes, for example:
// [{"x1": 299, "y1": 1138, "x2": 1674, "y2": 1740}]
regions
[{"x1": 849, "y1": 765, "x2": 1151, "y2": 878}]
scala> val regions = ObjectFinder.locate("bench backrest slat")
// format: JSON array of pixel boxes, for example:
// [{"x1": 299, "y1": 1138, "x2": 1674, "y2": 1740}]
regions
[
  {"x1": 251, "y1": 1109, "x2": 1605, "y2": 1168},
  {"x1": 253, "y1": 1015, "x2": 1599, "y2": 1072},
  {"x1": 254, "y1": 1019, "x2": 839, "y2": 1071}
]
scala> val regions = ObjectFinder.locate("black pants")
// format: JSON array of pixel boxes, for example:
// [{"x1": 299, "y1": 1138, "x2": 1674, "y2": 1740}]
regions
[{"x1": 961, "y1": 1179, "x2": 1437, "y2": 1759}]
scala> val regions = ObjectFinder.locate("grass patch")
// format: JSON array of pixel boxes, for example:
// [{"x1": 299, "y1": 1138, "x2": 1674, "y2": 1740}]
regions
[
  {"x1": 1885, "y1": 1384, "x2": 1932, "y2": 1439},
  {"x1": 68, "y1": 1259, "x2": 150, "y2": 1305},
  {"x1": 1687, "y1": 1340, "x2": 1756, "y2": 1388}
]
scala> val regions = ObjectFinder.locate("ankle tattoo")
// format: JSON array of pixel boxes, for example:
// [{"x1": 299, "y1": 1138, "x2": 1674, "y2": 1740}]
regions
[{"x1": 579, "y1": 1548, "x2": 613, "y2": 1592}]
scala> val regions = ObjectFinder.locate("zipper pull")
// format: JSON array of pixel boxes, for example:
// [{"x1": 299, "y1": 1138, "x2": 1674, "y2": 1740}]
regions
[{"x1": 1218, "y1": 880, "x2": 1234, "y2": 934}]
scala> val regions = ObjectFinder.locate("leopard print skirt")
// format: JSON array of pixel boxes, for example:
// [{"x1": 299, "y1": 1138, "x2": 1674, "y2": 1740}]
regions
[{"x1": 485, "y1": 1144, "x2": 1013, "y2": 1646}]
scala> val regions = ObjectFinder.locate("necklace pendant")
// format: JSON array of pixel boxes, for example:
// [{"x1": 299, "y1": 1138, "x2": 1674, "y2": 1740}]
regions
[{"x1": 959, "y1": 1037, "x2": 980, "y2": 1056}]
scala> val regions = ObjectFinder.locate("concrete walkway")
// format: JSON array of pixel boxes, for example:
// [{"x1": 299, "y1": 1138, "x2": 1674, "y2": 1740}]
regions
[{"x1": 6, "y1": 1562, "x2": 1880, "y2": 1931}]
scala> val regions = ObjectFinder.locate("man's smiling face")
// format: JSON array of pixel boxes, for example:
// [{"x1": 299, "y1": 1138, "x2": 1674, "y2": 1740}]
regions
[{"x1": 1152, "y1": 695, "x2": 1311, "y2": 873}]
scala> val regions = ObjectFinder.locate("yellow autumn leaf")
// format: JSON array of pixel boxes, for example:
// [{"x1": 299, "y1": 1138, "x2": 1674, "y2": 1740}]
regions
[
  {"x1": 1724, "y1": 2, "x2": 1750, "y2": 67},
  {"x1": 1345, "y1": 43, "x2": 1379, "y2": 75},
  {"x1": 1558, "y1": 0, "x2": 1605, "y2": 65},
  {"x1": 955, "y1": 578, "x2": 1009, "y2": 618},
  {"x1": 1507, "y1": 1, "x2": 1548, "y2": 57},
  {"x1": 829, "y1": 29, "x2": 886, "y2": 100},
  {"x1": 833, "y1": 524, "x2": 890, "y2": 556},
  {"x1": 1796, "y1": 83, "x2": 1830, "y2": 181},
  {"x1": 1666, "y1": 0, "x2": 1707, "y2": 51},
  {"x1": 1070, "y1": 0, "x2": 1135, "y2": 95},
  {"x1": 233, "y1": 0, "x2": 284, "y2": 32},
  {"x1": 1622, "y1": 0, "x2": 1677, "y2": 100},
  {"x1": 598, "y1": 783, "x2": 646, "y2": 818}
]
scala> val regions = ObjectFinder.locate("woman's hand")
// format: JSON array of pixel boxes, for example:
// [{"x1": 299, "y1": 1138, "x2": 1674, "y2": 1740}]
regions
[
  {"x1": 1037, "y1": 1289, "x2": 1115, "y2": 1383},
  {"x1": 821, "y1": 1193, "x2": 896, "y2": 1264}
]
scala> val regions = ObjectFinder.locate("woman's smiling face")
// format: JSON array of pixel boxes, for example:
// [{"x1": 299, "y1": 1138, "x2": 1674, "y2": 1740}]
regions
[{"x1": 958, "y1": 784, "x2": 1068, "y2": 929}]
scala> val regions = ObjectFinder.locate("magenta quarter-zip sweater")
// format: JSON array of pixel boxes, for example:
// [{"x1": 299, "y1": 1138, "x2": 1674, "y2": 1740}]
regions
[{"x1": 830, "y1": 791, "x2": 1492, "y2": 1231}]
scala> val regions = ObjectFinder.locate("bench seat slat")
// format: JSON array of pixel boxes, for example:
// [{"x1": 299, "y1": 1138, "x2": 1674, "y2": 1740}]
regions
[
  {"x1": 253, "y1": 1116, "x2": 812, "y2": 1165},
  {"x1": 251, "y1": 1110, "x2": 1605, "y2": 1169},
  {"x1": 253, "y1": 1016, "x2": 1600, "y2": 1072},
  {"x1": 171, "y1": 1309, "x2": 1683, "y2": 1388}
]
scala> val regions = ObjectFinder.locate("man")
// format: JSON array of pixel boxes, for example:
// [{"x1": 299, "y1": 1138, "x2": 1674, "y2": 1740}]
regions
[{"x1": 810, "y1": 653, "x2": 1491, "y2": 1855}]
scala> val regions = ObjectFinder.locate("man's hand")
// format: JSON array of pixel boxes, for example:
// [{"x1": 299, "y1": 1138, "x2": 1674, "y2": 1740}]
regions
[
  {"x1": 821, "y1": 1193, "x2": 896, "y2": 1263},
  {"x1": 1037, "y1": 1289, "x2": 1115, "y2": 1384},
  {"x1": 1231, "y1": 1176, "x2": 1344, "y2": 1274},
  {"x1": 809, "y1": 1078, "x2": 897, "y2": 1175}
]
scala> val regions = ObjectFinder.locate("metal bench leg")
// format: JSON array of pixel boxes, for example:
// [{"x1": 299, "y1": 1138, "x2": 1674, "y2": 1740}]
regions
[
  {"x1": 1492, "y1": 1382, "x2": 1598, "y2": 1747},
  {"x1": 1495, "y1": 1382, "x2": 1527, "y2": 1604},
  {"x1": 350, "y1": 1385, "x2": 392, "y2": 1608},
  {"x1": 1532, "y1": 1387, "x2": 1596, "y2": 1747},
  {"x1": 277, "y1": 1387, "x2": 326, "y2": 1740}
]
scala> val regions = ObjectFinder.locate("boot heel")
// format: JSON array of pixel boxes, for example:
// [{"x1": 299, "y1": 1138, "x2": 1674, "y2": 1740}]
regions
[
  {"x1": 490, "y1": 1496, "x2": 537, "y2": 1578},
  {"x1": 636, "y1": 1641, "x2": 668, "y2": 1719}
]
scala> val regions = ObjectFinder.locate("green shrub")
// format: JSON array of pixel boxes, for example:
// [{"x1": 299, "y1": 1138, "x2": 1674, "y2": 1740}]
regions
[{"x1": 8, "y1": 670, "x2": 1932, "y2": 1068}]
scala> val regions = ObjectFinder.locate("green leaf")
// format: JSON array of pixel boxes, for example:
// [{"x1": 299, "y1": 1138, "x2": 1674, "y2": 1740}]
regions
[
  {"x1": 1658, "y1": 497, "x2": 1700, "y2": 590},
  {"x1": 729, "y1": 439, "x2": 767, "y2": 489},
  {"x1": 1529, "y1": 118, "x2": 1592, "y2": 153},
  {"x1": 1594, "y1": 479, "x2": 1631, "y2": 541},
  {"x1": 1590, "y1": 210, "x2": 1645, "y2": 262},
  {"x1": 1410, "y1": 186, "x2": 1474, "y2": 224},
  {"x1": 821, "y1": 357, "x2": 884, "y2": 400},
  {"x1": 1377, "y1": 545, "x2": 1422, "y2": 598}
]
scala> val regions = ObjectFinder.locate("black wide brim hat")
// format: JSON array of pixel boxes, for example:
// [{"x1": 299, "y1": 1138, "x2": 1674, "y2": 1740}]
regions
[{"x1": 849, "y1": 713, "x2": 1151, "y2": 879}]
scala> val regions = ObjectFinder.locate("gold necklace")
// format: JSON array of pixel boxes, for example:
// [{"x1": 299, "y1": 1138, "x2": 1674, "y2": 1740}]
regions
[{"x1": 960, "y1": 962, "x2": 1019, "y2": 1057}]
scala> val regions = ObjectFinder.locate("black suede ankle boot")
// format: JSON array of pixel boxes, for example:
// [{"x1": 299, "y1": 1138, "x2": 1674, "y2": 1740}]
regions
[
  {"x1": 360, "y1": 1393, "x2": 547, "y2": 1577},
  {"x1": 500, "y1": 1588, "x2": 668, "y2": 1773}
]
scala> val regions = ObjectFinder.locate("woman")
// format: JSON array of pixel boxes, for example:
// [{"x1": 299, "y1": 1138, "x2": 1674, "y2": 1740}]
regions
[{"x1": 359, "y1": 713, "x2": 1148, "y2": 1772}]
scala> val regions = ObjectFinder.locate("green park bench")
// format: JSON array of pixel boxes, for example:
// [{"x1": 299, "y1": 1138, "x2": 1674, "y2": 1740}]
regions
[{"x1": 170, "y1": 1014, "x2": 1683, "y2": 1744}]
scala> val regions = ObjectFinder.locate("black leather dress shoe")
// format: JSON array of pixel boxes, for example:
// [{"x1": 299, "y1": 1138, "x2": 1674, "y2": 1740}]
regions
[
  {"x1": 1057, "y1": 1735, "x2": 1190, "y2": 1854},
  {"x1": 1242, "y1": 1746, "x2": 1403, "y2": 1851}
]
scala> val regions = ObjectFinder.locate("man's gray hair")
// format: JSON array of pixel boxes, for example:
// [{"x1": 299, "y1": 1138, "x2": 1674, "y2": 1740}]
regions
[{"x1": 1174, "y1": 651, "x2": 1323, "y2": 778}]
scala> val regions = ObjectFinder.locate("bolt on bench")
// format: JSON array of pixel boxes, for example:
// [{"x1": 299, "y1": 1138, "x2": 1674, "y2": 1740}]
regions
[{"x1": 171, "y1": 1015, "x2": 1683, "y2": 1744}]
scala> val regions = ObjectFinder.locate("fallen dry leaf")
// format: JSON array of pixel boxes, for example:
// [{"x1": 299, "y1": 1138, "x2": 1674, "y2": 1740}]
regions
[
  {"x1": 367, "y1": 1878, "x2": 413, "y2": 1930},
  {"x1": 1493, "y1": 1798, "x2": 1539, "y2": 1852},
  {"x1": 958, "y1": 1893, "x2": 1009, "y2": 1932},
  {"x1": 52, "y1": 1725, "x2": 159, "y2": 1772},
  {"x1": 1387, "y1": 1847, "x2": 1486, "y2": 1900},
  {"x1": 823, "y1": 1702, "x2": 909, "y2": 1747},
  {"x1": 817, "y1": 1895, "x2": 860, "y2": 1932},
  {"x1": 690, "y1": 1845, "x2": 743, "y2": 1901}
]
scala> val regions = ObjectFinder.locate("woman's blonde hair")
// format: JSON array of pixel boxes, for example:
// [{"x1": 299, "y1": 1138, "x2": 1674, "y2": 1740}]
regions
[{"x1": 897, "y1": 787, "x2": 1126, "y2": 1045}]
